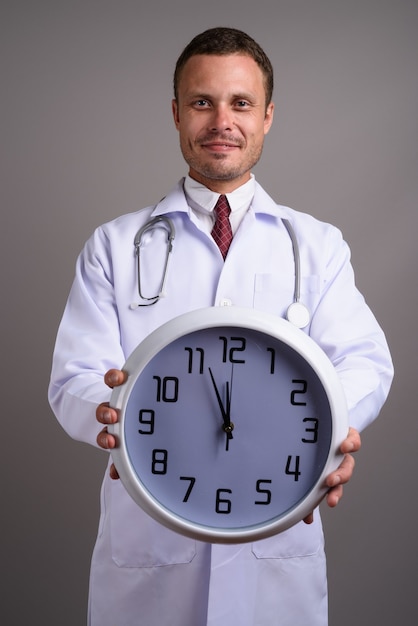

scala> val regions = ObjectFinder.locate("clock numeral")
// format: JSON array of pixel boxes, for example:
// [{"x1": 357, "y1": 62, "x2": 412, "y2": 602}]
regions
[
  {"x1": 153, "y1": 376, "x2": 179, "y2": 402},
  {"x1": 215, "y1": 488, "x2": 232, "y2": 514},
  {"x1": 219, "y1": 336, "x2": 246, "y2": 364},
  {"x1": 290, "y1": 379, "x2": 308, "y2": 406},
  {"x1": 138, "y1": 409, "x2": 155, "y2": 435},
  {"x1": 180, "y1": 476, "x2": 196, "y2": 502},
  {"x1": 266, "y1": 347, "x2": 275, "y2": 374},
  {"x1": 302, "y1": 417, "x2": 319, "y2": 443},
  {"x1": 255, "y1": 479, "x2": 272, "y2": 505},
  {"x1": 285, "y1": 455, "x2": 301, "y2": 481},
  {"x1": 184, "y1": 347, "x2": 204, "y2": 374},
  {"x1": 151, "y1": 449, "x2": 168, "y2": 475}
]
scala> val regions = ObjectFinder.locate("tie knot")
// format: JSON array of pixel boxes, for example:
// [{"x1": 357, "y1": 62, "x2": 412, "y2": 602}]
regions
[{"x1": 214, "y1": 194, "x2": 230, "y2": 218}]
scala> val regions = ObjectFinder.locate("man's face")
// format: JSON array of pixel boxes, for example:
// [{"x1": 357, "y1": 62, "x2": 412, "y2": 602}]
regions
[{"x1": 172, "y1": 54, "x2": 274, "y2": 193}]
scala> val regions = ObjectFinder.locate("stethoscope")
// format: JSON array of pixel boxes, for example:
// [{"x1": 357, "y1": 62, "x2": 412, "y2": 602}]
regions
[{"x1": 130, "y1": 215, "x2": 311, "y2": 329}]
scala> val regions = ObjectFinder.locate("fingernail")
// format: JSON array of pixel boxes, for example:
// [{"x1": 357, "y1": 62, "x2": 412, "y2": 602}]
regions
[
  {"x1": 108, "y1": 372, "x2": 119, "y2": 385},
  {"x1": 103, "y1": 409, "x2": 112, "y2": 424}
]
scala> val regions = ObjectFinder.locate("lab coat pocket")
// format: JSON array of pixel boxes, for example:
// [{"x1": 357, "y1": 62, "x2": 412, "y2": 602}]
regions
[
  {"x1": 110, "y1": 481, "x2": 196, "y2": 568},
  {"x1": 253, "y1": 273, "x2": 320, "y2": 317},
  {"x1": 252, "y1": 518, "x2": 324, "y2": 559}
]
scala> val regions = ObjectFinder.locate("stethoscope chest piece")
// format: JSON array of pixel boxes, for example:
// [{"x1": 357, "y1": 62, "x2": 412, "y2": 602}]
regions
[
  {"x1": 286, "y1": 302, "x2": 310, "y2": 329},
  {"x1": 281, "y1": 218, "x2": 311, "y2": 328}
]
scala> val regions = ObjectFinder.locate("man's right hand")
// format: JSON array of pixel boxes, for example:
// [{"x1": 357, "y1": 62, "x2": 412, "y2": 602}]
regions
[{"x1": 96, "y1": 369, "x2": 127, "y2": 479}]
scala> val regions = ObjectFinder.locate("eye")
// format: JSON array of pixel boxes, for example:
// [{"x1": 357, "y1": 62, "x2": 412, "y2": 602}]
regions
[
  {"x1": 235, "y1": 100, "x2": 249, "y2": 108},
  {"x1": 194, "y1": 99, "x2": 210, "y2": 108}
]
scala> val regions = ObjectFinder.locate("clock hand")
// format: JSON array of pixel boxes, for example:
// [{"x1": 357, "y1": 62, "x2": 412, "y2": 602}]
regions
[
  {"x1": 208, "y1": 367, "x2": 234, "y2": 449},
  {"x1": 223, "y1": 380, "x2": 235, "y2": 452},
  {"x1": 208, "y1": 367, "x2": 230, "y2": 427}
]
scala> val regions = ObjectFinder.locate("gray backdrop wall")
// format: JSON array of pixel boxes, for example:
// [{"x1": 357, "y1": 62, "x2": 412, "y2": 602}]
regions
[{"x1": 2, "y1": 1, "x2": 417, "y2": 624}]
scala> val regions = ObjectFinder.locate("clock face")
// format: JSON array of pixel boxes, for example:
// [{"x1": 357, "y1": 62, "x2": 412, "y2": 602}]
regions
[{"x1": 110, "y1": 308, "x2": 347, "y2": 543}]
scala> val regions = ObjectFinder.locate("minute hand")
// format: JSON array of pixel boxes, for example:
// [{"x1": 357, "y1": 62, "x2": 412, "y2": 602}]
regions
[{"x1": 208, "y1": 367, "x2": 234, "y2": 446}]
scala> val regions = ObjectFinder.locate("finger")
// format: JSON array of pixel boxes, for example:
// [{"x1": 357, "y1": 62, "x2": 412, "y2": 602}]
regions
[
  {"x1": 326, "y1": 484, "x2": 344, "y2": 508},
  {"x1": 96, "y1": 426, "x2": 117, "y2": 450},
  {"x1": 96, "y1": 402, "x2": 118, "y2": 425},
  {"x1": 327, "y1": 453, "x2": 355, "y2": 488},
  {"x1": 340, "y1": 427, "x2": 361, "y2": 454},
  {"x1": 303, "y1": 511, "x2": 314, "y2": 525},
  {"x1": 104, "y1": 369, "x2": 127, "y2": 389},
  {"x1": 109, "y1": 463, "x2": 120, "y2": 480}
]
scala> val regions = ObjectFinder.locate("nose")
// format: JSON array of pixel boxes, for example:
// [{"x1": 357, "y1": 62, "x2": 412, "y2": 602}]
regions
[{"x1": 209, "y1": 104, "x2": 234, "y2": 132}]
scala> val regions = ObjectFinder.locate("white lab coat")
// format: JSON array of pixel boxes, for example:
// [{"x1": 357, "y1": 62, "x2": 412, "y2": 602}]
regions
[{"x1": 49, "y1": 180, "x2": 393, "y2": 626}]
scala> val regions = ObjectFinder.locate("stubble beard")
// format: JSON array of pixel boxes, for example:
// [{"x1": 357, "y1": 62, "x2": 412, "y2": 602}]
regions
[{"x1": 181, "y1": 142, "x2": 264, "y2": 183}]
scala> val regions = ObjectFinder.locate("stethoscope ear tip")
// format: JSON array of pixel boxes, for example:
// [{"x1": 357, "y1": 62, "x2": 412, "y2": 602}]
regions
[{"x1": 286, "y1": 302, "x2": 310, "y2": 329}]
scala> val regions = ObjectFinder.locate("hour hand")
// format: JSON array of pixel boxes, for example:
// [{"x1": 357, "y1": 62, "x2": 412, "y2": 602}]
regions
[{"x1": 208, "y1": 368, "x2": 234, "y2": 448}]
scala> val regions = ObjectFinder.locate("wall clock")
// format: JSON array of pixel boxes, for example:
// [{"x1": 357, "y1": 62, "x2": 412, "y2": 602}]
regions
[{"x1": 109, "y1": 306, "x2": 348, "y2": 543}]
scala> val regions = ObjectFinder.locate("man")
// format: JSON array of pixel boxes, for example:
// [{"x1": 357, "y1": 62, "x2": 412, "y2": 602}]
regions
[{"x1": 49, "y1": 27, "x2": 393, "y2": 625}]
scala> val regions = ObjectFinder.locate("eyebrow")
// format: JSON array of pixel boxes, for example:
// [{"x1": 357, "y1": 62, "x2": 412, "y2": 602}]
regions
[{"x1": 185, "y1": 91, "x2": 258, "y2": 103}]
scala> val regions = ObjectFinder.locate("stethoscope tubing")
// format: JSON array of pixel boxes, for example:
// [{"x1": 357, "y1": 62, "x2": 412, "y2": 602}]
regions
[{"x1": 132, "y1": 213, "x2": 310, "y2": 327}]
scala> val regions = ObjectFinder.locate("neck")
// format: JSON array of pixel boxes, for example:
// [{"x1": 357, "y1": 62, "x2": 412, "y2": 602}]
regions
[{"x1": 187, "y1": 171, "x2": 252, "y2": 194}]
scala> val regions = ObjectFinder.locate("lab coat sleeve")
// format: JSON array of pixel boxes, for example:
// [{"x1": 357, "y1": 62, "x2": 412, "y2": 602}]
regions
[
  {"x1": 48, "y1": 226, "x2": 125, "y2": 447},
  {"x1": 309, "y1": 224, "x2": 393, "y2": 432}
]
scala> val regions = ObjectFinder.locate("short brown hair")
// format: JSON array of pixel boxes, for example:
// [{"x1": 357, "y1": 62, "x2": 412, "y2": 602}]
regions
[{"x1": 173, "y1": 27, "x2": 274, "y2": 107}]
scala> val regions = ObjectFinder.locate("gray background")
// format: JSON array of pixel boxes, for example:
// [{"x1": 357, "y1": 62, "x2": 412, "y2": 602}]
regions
[{"x1": 2, "y1": 1, "x2": 417, "y2": 624}]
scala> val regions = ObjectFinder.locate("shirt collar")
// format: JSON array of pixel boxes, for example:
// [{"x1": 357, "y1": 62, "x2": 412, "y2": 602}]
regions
[{"x1": 184, "y1": 174, "x2": 255, "y2": 215}]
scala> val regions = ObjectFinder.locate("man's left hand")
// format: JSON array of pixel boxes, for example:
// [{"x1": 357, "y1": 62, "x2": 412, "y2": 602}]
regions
[{"x1": 303, "y1": 426, "x2": 361, "y2": 524}]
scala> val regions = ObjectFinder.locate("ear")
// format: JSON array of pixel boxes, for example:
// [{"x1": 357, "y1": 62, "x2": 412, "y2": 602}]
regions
[
  {"x1": 264, "y1": 101, "x2": 275, "y2": 135},
  {"x1": 172, "y1": 99, "x2": 180, "y2": 130}
]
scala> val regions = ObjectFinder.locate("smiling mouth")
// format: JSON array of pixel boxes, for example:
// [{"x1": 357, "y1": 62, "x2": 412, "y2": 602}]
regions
[
  {"x1": 200, "y1": 142, "x2": 241, "y2": 151},
  {"x1": 198, "y1": 135, "x2": 243, "y2": 150}
]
